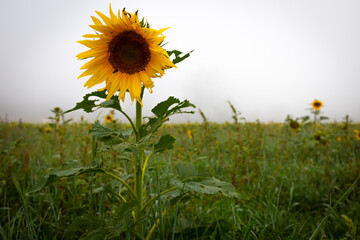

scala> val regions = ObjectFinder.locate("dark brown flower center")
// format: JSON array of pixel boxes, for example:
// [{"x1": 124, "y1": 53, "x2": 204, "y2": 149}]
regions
[
  {"x1": 108, "y1": 30, "x2": 151, "y2": 75},
  {"x1": 314, "y1": 102, "x2": 321, "y2": 107}
]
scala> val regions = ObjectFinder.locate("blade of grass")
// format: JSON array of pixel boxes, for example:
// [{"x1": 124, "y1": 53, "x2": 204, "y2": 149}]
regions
[{"x1": 309, "y1": 176, "x2": 359, "y2": 240}]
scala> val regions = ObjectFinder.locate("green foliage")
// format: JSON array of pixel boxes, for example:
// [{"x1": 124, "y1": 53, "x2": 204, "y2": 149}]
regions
[
  {"x1": 167, "y1": 50, "x2": 194, "y2": 65},
  {"x1": 89, "y1": 121, "x2": 132, "y2": 145},
  {"x1": 2, "y1": 116, "x2": 360, "y2": 239},
  {"x1": 173, "y1": 162, "x2": 240, "y2": 198},
  {"x1": 27, "y1": 160, "x2": 105, "y2": 195},
  {"x1": 139, "y1": 96, "x2": 195, "y2": 138},
  {"x1": 154, "y1": 134, "x2": 176, "y2": 153},
  {"x1": 65, "y1": 90, "x2": 121, "y2": 114}
]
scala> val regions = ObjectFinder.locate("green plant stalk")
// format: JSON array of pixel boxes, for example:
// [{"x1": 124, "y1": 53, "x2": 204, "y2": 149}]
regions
[
  {"x1": 141, "y1": 187, "x2": 177, "y2": 213},
  {"x1": 104, "y1": 170, "x2": 136, "y2": 198},
  {"x1": 135, "y1": 87, "x2": 145, "y2": 233}
]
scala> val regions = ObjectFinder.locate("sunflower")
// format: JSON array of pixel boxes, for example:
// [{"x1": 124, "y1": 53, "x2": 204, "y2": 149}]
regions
[
  {"x1": 77, "y1": 5, "x2": 176, "y2": 105},
  {"x1": 187, "y1": 129, "x2": 193, "y2": 139},
  {"x1": 289, "y1": 120, "x2": 300, "y2": 130},
  {"x1": 355, "y1": 129, "x2": 360, "y2": 141},
  {"x1": 104, "y1": 114, "x2": 114, "y2": 123},
  {"x1": 311, "y1": 99, "x2": 323, "y2": 110}
]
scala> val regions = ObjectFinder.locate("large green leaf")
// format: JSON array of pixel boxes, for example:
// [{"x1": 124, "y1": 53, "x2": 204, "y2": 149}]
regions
[
  {"x1": 27, "y1": 163, "x2": 105, "y2": 194},
  {"x1": 172, "y1": 162, "x2": 240, "y2": 198},
  {"x1": 89, "y1": 121, "x2": 132, "y2": 145},
  {"x1": 151, "y1": 96, "x2": 195, "y2": 118},
  {"x1": 153, "y1": 134, "x2": 176, "y2": 153},
  {"x1": 171, "y1": 178, "x2": 240, "y2": 198},
  {"x1": 139, "y1": 97, "x2": 195, "y2": 138},
  {"x1": 175, "y1": 162, "x2": 198, "y2": 180},
  {"x1": 65, "y1": 90, "x2": 121, "y2": 114}
]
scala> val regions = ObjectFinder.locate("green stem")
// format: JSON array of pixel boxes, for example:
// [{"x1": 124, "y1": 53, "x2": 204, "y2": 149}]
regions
[
  {"x1": 142, "y1": 151, "x2": 155, "y2": 184},
  {"x1": 146, "y1": 208, "x2": 170, "y2": 240},
  {"x1": 104, "y1": 170, "x2": 136, "y2": 199},
  {"x1": 119, "y1": 108, "x2": 137, "y2": 134},
  {"x1": 141, "y1": 186, "x2": 177, "y2": 213},
  {"x1": 135, "y1": 86, "x2": 145, "y2": 232}
]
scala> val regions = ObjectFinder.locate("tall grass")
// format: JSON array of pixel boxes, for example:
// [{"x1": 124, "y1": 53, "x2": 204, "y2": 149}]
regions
[{"x1": 1, "y1": 114, "x2": 359, "y2": 239}]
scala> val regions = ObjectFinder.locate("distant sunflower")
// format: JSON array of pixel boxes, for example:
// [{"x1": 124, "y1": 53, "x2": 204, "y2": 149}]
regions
[
  {"x1": 104, "y1": 114, "x2": 114, "y2": 123},
  {"x1": 355, "y1": 129, "x2": 360, "y2": 141},
  {"x1": 187, "y1": 129, "x2": 193, "y2": 139},
  {"x1": 311, "y1": 100, "x2": 323, "y2": 110},
  {"x1": 77, "y1": 5, "x2": 176, "y2": 105},
  {"x1": 289, "y1": 120, "x2": 300, "y2": 130}
]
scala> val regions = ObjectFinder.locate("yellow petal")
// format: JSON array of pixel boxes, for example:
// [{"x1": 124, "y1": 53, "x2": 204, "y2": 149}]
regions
[
  {"x1": 91, "y1": 16, "x2": 103, "y2": 26},
  {"x1": 96, "y1": 10, "x2": 113, "y2": 26}
]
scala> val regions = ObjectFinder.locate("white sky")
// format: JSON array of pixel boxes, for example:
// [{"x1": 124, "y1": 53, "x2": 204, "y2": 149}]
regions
[{"x1": 1, "y1": 0, "x2": 360, "y2": 123}]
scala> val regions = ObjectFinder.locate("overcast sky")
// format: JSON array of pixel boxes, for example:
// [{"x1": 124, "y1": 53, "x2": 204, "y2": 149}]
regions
[{"x1": 1, "y1": 0, "x2": 359, "y2": 123}]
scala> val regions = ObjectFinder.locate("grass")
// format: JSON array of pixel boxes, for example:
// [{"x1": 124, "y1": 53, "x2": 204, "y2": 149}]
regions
[{"x1": 0, "y1": 114, "x2": 359, "y2": 239}]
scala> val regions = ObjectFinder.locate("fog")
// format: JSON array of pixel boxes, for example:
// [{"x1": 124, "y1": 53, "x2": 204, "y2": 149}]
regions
[{"x1": 1, "y1": 0, "x2": 360, "y2": 123}]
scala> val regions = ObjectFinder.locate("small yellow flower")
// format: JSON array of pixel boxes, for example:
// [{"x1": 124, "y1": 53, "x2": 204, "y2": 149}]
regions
[
  {"x1": 354, "y1": 129, "x2": 360, "y2": 140},
  {"x1": 336, "y1": 136, "x2": 342, "y2": 142},
  {"x1": 110, "y1": 110, "x2": 115, "y2": 115},
  {"x1": 187, "y1": 129, "x2": 193, "y2": 139},
  {"x1": 311, "y1": 99, "x2": 323, "y2": 110},
  {"x1": 104, "y1": 114, "x2": 114, "y2": 123}
]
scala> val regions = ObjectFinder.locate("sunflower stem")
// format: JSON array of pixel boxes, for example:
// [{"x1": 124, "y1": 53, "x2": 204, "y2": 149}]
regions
[{"x1": 135, "y1": 86, "x2": 145, "y2": 234}]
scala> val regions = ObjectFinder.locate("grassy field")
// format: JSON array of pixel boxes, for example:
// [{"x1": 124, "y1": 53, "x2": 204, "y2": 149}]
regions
[{"x1": 1, "y1": 111, "x2": 360, "y2": 239}]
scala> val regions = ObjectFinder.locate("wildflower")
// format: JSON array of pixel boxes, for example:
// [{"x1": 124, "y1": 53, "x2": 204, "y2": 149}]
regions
[
  {"x1": 187, "y1": 129, "x2": 193, "y2": 139},
  {"x1": 77, "y1": 5, "x2": 176, "y2": 105},
  {"x1": 314, "y1": 130, "x2": 328, "y2": 146},
  {"x1": 311, "y1": 99, "x2": 323, "y2": 110},
  {"x1": 354, "y1": 129, "x2": 360, "y2": 140},
  {"x1": 104, "y1": 114, "x2": 114, "y2": 123},
  {"x1": 337, "y1": 136, "x2": 342, "y2": 142},
  {"x1": 289, "y1": 120, "x2": 300, "y2": 130},
  {"x1": 44, "y1": 127, "x2": 52, "y2": 134},
  {"x1": 314, "y1": 131, "x2": 325, "y2": 141}
]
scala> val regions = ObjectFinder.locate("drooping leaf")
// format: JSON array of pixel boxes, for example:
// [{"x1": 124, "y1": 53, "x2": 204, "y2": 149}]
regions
[
  {"x1": 301, "y1": 116, "x2": 310, "y2": 123},
  {"x1": 175, "y1": 162, "x2": 198, "y2": 180},
  {"x1": 139, "y1": 97, "x2": 195, "y2": 138},
  {"x1": 65, "y1": 90, "x2": 122, "y2": 114},
  {"x1": 153, "y1": 134, "x2": 176, "y2": 153},
  {"x1": 27, "y1": 162, "x2": 105, "y2": 194},
  {"x1": 171, "y1": 178, "x2": 240, "y2": 198},
  {"x1": 167, "y1": 50, "x2": 194, "y2": 65},
  {"x1": 152, "y1": 96, "x2": 195, "y2": 118},
  {"x1": 89, "y1": 121, "x2": 132, "y2": 145}
]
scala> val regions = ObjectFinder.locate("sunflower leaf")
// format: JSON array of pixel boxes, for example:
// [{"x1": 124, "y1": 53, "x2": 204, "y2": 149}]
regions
[
  {"x1": 27, "y1": 161, "x2": 105, "y2": 194},
  {"x1": 167, "y1": 50, "x2": 194, "y2": 65},
  {"x1": 152, "y1": 96, "x2": 196, "y2": 118},
  {"x1": 153, "y1": 134, "x2": 176, "y2": 153},
  {"x1": 171, "y1": 177, "x2": 240, "y2": 198},
  {"x1": 65, "y1": 90, "x2": 122, "y2": 113},
  {"x1": 89, "y1": 121, "x2": 131, "y2": 145},
  {"x1": 139, "y1": 97, "x2": 195, "y2": 138}
]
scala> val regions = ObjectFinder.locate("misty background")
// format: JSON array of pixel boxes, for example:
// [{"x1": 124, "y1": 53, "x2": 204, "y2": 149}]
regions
[{"x1": 1, "y1": 0, "x2": 360, "y2": 123}]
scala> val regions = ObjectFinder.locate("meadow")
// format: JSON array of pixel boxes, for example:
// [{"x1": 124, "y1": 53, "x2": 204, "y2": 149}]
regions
[{"x1": 0, "y1": 106, "x2": 359, "y2": 239}]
